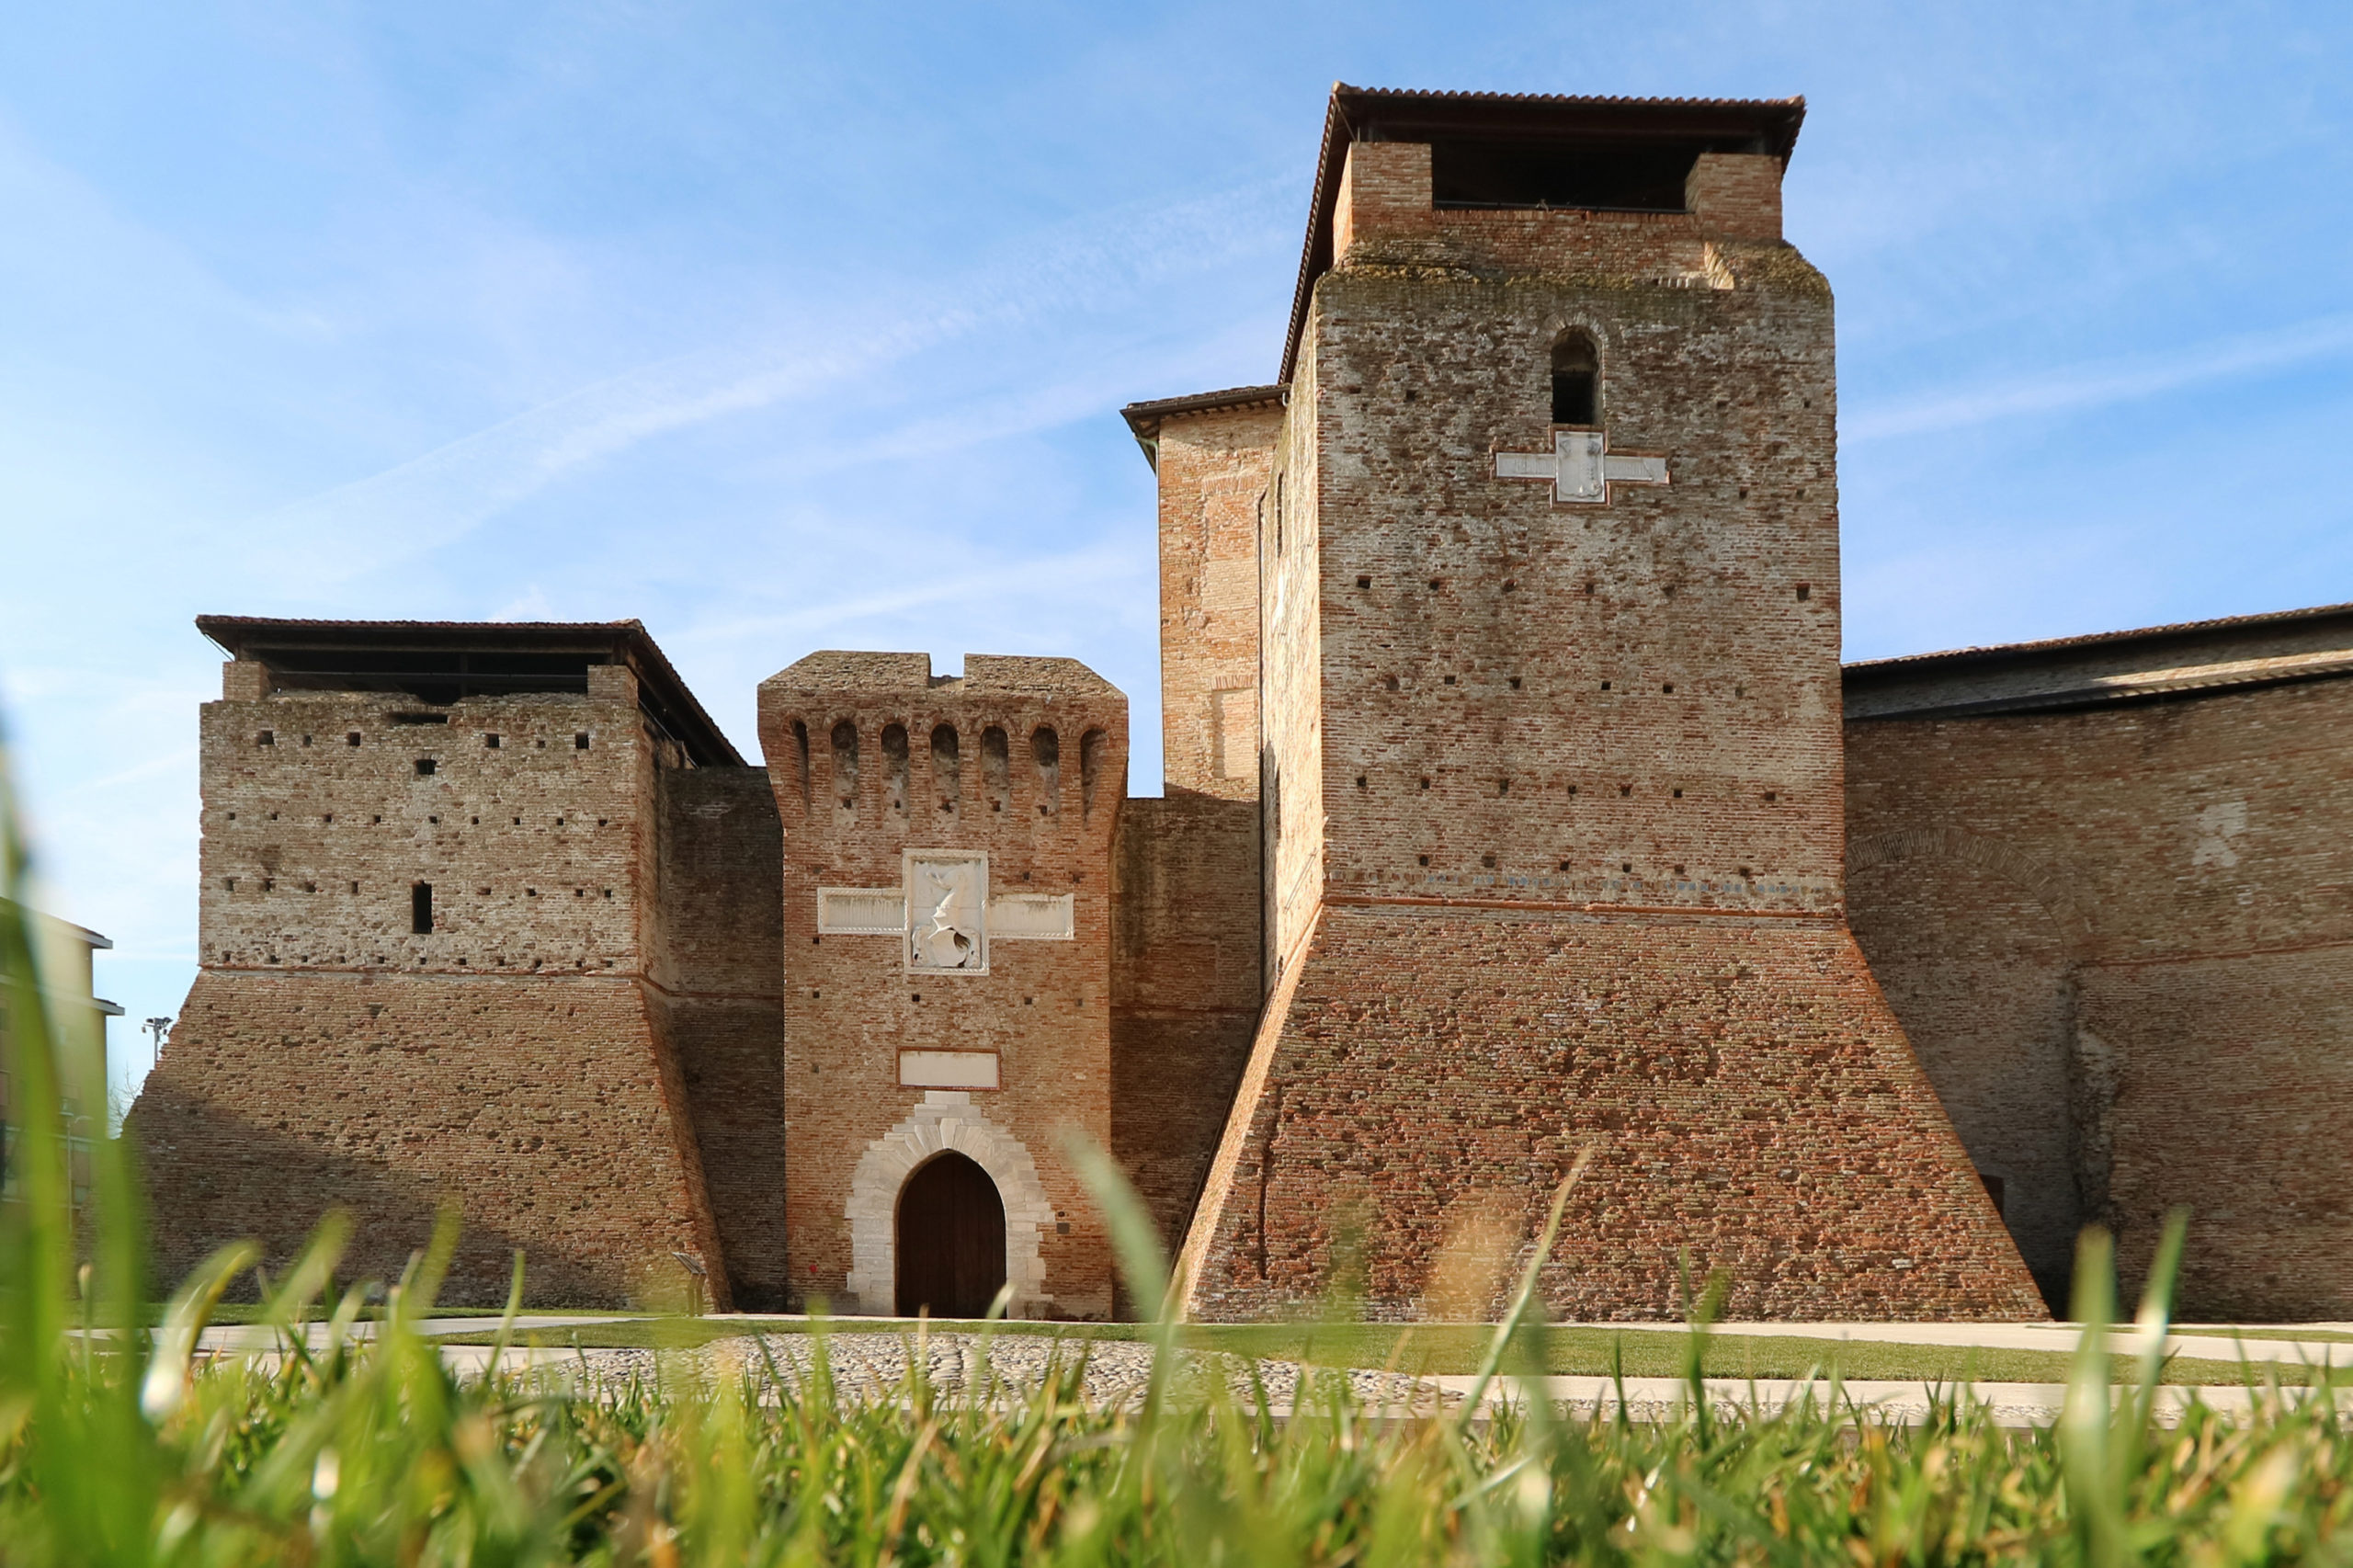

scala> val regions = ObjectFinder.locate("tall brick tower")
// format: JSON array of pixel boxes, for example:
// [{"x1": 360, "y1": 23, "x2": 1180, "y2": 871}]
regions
[
  {"x1": 758, "y1": 654, "x2": 1127, "y2": 1318},
  {"x1": 1172, "y1": 88, "x2": 2044, "y2": 1320}
]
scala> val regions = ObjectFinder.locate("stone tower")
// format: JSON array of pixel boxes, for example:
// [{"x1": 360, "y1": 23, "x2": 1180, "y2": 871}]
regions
[
  {"x1": 758, "y1": 653, "x2": 1127, "y2": 1318},
  {"x1": 1172, "y1": 88, "x2": 2044, "y2": 1320},
  {"x1": 131, "y1": 619, "x2": 786, "y2": 1308}
]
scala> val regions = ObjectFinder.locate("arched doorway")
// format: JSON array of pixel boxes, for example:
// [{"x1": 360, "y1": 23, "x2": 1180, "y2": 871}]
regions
[{"x1": 894, "y1": 1151, "x2": 1006, "y2": 1317}]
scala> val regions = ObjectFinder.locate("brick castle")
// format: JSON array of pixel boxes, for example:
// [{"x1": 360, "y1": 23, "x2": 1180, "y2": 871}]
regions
[{"x1": 131, "y1": 88, "x2": 2353, "y2": 1322}]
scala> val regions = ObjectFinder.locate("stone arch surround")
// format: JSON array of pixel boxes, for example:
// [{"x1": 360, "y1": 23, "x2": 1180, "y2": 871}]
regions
[{"x1": 844, "y1": 1092, "x2": 1058, "y2": 1317}]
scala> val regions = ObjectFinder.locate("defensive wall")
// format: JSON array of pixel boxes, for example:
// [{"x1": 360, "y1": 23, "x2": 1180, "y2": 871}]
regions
[{"x1": 1846, "y1": 605, "x2": 2353, "y2": 1320}]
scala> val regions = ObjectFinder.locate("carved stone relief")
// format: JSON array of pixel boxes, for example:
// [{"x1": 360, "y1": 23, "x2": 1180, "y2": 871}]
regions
[{"x1": 904, "y1": 848, "x2": 988, "y2": 973}]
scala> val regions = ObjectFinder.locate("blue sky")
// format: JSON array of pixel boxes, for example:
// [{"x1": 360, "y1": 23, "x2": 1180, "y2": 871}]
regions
[{"x1": 3, "y1": 1, "x2": 2348, "y2": 1105}]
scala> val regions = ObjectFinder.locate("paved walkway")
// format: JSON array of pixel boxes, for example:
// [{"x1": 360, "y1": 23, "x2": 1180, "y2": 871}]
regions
[
  {"x1": 1584, "y1": 1320, "x2": 2353, "y2": 1369},
  {"x1": 1434, "y1": 1373, "x2": 2353, "y2": 1428},
  {"x1": 190, "y1": 1315, "x2": 632, "y2": 1352}
]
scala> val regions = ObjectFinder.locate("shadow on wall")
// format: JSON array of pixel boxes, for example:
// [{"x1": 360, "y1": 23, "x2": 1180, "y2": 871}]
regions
[
  {"x1": 655, "y1": 992, "x2": 790, "y2": 1312},
  {"x1": 1109, "y1": 789, "x2": 1266, "y2": 1320},
  {"x1": 129, "y1": 1085, "x2": 702, "y2": 1310}
]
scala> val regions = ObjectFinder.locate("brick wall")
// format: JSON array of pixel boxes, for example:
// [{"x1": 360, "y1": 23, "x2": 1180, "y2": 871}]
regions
[
  {"x1": 1181, "y1": 906, "x2": 2044, "y2": 1321},
  {"x1": 1154, "y1": 403, "x2": 1281, "y2": 799},
  {"x1": 757, "y1": 653, "x2": 1126, "y2": 1318},
  {"x1": 1847, "y1": 676, "x2": 2353, "y2": 1319},
  {"x1": 654, "y1": 764, "x2": 787, "y2": 1309},
  {"x1": 135, "y1": 971, "x2": 722, "y2": 1305},
  {"x1": 190, "y1": 672, "x2": 657, "y2": 972},
  {"x1": 1685, "y1": 153, "x2": 1784, "y2": 241},
  {"x1": 1333, "y1": 138, "x2": 1784, "y2": 287},
  {"x1": 1305, "y1": 265, "x2": 1844, "y2": 914},
  {"x1": 1264, "y1": 314, "x2": 1326, "y2": 983},
  {"x1": 1109, "y1": 791, "x2": 1261, "y2": 1275}
]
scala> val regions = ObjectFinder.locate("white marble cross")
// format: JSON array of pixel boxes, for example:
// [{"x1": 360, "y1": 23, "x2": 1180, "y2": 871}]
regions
[{"x1": 1494, "y1": 430, "x2": 1669, "y2": 506}]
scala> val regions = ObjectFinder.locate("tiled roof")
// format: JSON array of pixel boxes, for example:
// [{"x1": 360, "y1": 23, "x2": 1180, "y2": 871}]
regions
[
  {"x1": 195, "y1": 615, "x2": 744, "y2": 766},
  {"x1": 1843, "y1": 602, "x2": 2353, "y2": 720}
]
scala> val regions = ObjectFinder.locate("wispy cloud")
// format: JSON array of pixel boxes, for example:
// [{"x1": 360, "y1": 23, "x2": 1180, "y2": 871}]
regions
[
  {"x1": 241, "y1": 177, "x2": 1291, "y2": 589},
  {"x1": 683, "y1": 540, "x2": 1147, "y2": 651},
  {"x1": 1845, "y1": 312, "x2": 2353, "y2": 441}
]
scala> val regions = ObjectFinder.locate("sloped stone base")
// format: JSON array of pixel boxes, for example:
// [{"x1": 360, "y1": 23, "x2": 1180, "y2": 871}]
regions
[
  {"x1": 129, "y1": 970, "x2": 727, "y2": 1308},
  {"x1": 1177, "y1": 903, "x2": 2046, "y2": 1323}
]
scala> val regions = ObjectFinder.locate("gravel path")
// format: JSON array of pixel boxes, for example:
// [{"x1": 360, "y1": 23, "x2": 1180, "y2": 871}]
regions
[{"x1": 543, "y1": 1332, "x2": 1459, "y2": 1414}]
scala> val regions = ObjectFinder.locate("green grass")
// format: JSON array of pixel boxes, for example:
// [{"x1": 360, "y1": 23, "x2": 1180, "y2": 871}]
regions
[
  {"x1": 9, "y1": 710, "x2": 2353, "y2": 1562},
  {"x1": 432, "y1": 1316, "x2": 2348, "y2": 1386}
]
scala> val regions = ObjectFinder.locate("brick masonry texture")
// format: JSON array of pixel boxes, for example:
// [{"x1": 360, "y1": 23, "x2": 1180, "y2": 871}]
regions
[
  {"x1": 135, "y1": 971, "x2": 721, "y2": 1305},
  {"x1": 1110, "y1": 791, "x2": 1262, "y2": 1287},
  {"x1": 1154, "y1": 403, "x2": 1284, "y2": 799},
  {"x1": 1847, "y1": 676, "x2": 2353, "y2": 1320},
  {"x1": 652, "y1": 765, "x2": 788, "y2": 1309},
  {"x1": 1179, "y1": 905, "x2": 2042, "y2": 1321}
]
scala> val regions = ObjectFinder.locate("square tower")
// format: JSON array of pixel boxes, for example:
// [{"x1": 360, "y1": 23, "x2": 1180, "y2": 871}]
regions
[
  {"x1": 1176, "y1": 88, "x2": 2044, "y2": 1321},
  {"x1": 759, "y1": 653, "x2": 1127, "y2": 1318},
  {"x1": 129, "y1": 619, "x2": 772, "y2": 1308}
]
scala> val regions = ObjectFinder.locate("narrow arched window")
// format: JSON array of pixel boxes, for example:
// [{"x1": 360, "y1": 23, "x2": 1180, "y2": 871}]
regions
[
  {"x1": 830, "y1": 721, "x2": 859, "y2": 815},
  {"x1": 881, "y1": 723, "x2": 910, "y2": 814},
  {"x1": 1552, "y1": 331, "x2": 1598, "y2": 426},
  {"x1": 1032, "y1": 726, "x2": 1061, "y2": 817},
  {"x1": 929, "y1": 724, "x2": 960, "y2": 814},
  {"x1": 982, "y1": 726, "x2": 1010, "y2": 814}
]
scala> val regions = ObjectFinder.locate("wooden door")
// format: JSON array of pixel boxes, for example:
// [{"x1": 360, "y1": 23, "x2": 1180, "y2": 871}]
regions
[{"x1": 894, "y1": 1152, "x2": 1007, "y2": 1318}]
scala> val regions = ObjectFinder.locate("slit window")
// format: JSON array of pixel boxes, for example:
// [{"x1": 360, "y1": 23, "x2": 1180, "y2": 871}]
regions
[
  {"x1": 574, "y1": 732, "x2": 590, "y2": 749},
  {"x1": 411, "y1": 882, "x2": 433, "y2": 935},
  {"x1": 414, "y1": 757, "x2": 436, "y2": 777},
  {"x1": 930, "y1": 723, "x2": 960, "y2": 812},
  {"x1": 830, "y1": 721, "x2": 859, "y2": 812},
  {"x1": 881, "y1": 722, "x2": 910, "y2": 814},
  {"x1": 1552, "y1": 332, "x2": 1598, "y2": 426},
  {"x1": 982, "y1": 726, "x2": 1010, "y2": 814},
  {"x1": 1032, "y1": 726, "x2": 1061, "y2": 816}
]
